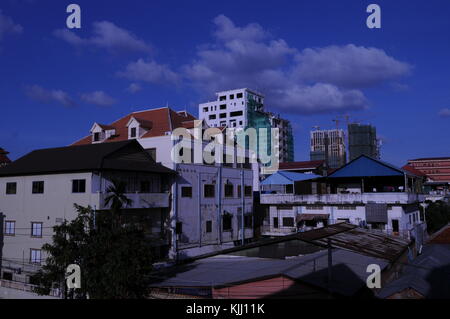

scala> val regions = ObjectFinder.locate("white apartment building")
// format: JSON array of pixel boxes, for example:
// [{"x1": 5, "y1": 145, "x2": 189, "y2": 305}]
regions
[
  {"x1": 198, "y1": 88, "x2": 294, "y2": 163},
  {"x1": 73, "y1": 107, "x2": 255, "y2": 258},
  {"x1": 260, "y1": 155, "x2": 427, "y2": 249},
  {"x1": 0, "y1": 140, "x2": 175, "y2": 284}
]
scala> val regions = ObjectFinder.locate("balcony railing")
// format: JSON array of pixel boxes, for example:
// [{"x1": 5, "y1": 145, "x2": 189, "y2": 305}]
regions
[
  {"x1": 96, "y1": 192, "x2": 170, "y2": 209},
  {"x1": 260, "y1": 192, "x2": 424, "y2": 205}
]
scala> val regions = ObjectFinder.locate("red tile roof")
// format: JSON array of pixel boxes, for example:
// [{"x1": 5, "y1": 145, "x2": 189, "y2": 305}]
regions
[
  {"x1": 0, "y1": 148, "x2": 11, "y2": 165},
  {"x1": 72, "y1": 107, "x2": 197, "y2": 145},
  {"x1": 401, "y1": 164, "x2": 428, "y2": 177},
  {"x1": 279, "y1": 160, "x2": 325, "y2": 170}
]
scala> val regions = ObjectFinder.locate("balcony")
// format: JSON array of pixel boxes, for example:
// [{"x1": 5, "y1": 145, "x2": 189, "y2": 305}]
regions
[
  {"x1": 96, "y1": 192, "x2": 170, "y2": 209},
  {"x1": 260, "y1": 192, "x2": 425, "y2": 205}
]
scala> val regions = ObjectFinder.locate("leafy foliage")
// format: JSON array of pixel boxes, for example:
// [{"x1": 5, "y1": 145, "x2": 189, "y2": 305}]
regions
[
  {"x1": 34, "y1": 199, "x2": 154, "y2": 298},
  {"x1": 422, "y1": 201, "x2": 450, "y2": 234}
]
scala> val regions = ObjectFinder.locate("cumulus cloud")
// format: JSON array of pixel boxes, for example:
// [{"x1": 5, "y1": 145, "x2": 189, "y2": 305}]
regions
[
  {"x1": 293, "y1": 45, "x2": 412, "y2": 88},
  {"x1": 126, "y1": 83, "x2": 142, "y2": 93},
  {"x1": 0, "y1": 10, "x2": 23, "y2": 41},
  {"x1": 118, "y1": 59, "x2": 180, "y2": 85},
  {"x1": 438, "y1": 108, "x2": 450, "y2": 118},
  {"x1": 26, "y1": 85, "x2": 75, "y2": 107},
  {"x1": 54, "y1": 21, "x2": 152, "y2": 53},
  {"x1": 182, "y1": 16, "x2": 368, "y2": 113},
  {"x1": 81, "y1": 91, "x2": 116, "y2": 106}
]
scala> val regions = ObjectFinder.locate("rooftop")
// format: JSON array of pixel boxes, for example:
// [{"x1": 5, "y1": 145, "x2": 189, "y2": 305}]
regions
[
  {"x1": 278, "y1": 160, "x2": 325, "y2": 171},
  {"x1": 0, "y1": 140, "x2": 175, "y2": 177},
  {"x1": 73, "y1": 107, "x2": 196, "y2": 145}
]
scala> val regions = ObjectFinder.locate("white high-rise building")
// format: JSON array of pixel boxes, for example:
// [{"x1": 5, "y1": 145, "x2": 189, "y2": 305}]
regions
[
  {"x1": 199, "y1": 88, "x2": 264, "y2": 129},
  {"x1": 199, "y1": 88, "x2": 294, "y2": 163},
  {"x1": 310, "y1": 129, "x2": 346, "y2": 169}
]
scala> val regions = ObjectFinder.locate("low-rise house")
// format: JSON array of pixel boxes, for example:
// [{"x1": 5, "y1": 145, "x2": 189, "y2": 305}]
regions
[
  {"x1": 260, "y1": 155, "x2": 427, "y2": 248},
  {"x1": 72, "y1": 107, "x2": 256, "y2": 258},
  {"x1": 0, "y1": 140, "x2": 176, "y2": 284}
]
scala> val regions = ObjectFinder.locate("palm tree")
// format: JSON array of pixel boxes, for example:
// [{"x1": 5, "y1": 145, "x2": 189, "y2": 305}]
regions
[{"x1": 104, "y1": 179, "x2": 132, "y2": 227}]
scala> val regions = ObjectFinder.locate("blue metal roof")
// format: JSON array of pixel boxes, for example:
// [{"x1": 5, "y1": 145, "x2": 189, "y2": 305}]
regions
[
  {"x1": 261, "y1": 171, "x2": 320, "y2": 185},
  {"x1": 328, "y1": 155, "x2": 405, "y2": 178}
]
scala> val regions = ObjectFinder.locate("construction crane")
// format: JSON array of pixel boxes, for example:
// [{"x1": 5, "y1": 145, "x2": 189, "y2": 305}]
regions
[{"x1": 332, "y1": 114, "x2": 350, "y2": 130}]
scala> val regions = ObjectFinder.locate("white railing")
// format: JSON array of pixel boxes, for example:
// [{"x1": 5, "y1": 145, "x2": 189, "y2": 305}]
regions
[{"x1": 260, "y1": 192, "x2": 424, "y2": 205}]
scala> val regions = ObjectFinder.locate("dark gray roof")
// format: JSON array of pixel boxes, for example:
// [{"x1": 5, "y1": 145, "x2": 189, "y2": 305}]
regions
[
  {"x1": 378, "y1": 244, "x2": 450, "y2": 298},
  {"x1": 0, "y1": 140, "x2": 175, "y2": 177},
  {"x1": 150, "y1": 249, "x2": 388, "y2": 297}
]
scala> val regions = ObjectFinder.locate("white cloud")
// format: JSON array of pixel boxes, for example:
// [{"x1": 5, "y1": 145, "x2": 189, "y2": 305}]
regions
[
  {"x1": 26, "y1": 85, "x2": 75, "y2": 107},
  {"x1": 0, "y1": 10, "x2": 23, "y2": 41},
  {"x1": 126, "y1": 83, "x2": 142, "y2": 93},
  {"x1": 118, "y1": 59, "x2": 180, "y2": 84},
  {"x1": 438, "y1": 108, "x2": 450, "y2": 118},
  {"x1": 54, "y1": 21, "x2": 152, "y2": 53},
  {"x1": 293, "y1": 44, "x2": 412, "y2": 88},
  {"x1": 179, "y1": 15, "x2": 414, "y2": 114},
  {"x1": 80, "y1": 91, "x2": 116, "y2": 106}
]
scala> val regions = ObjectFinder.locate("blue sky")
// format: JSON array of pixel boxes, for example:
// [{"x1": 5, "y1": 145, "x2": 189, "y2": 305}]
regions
[{"x1": 1, "y1": 0, "x2": 449, "y2": 166}]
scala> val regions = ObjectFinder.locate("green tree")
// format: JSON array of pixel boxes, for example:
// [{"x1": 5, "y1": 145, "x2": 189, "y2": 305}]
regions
[
  {"x1": 34, "y1": 203, "x2": 153, "y2": 299},
  {"x1": 422, "y1": 201, "x2": 450, "y2": 234},
  {"x1": 104, "y1": 179, "x2": 133, "y2": 227}
]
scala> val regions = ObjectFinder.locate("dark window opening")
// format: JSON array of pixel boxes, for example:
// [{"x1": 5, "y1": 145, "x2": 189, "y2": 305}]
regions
[
  {"x1": 181, "y1": 186, "x2": 192, "y2": 198},
  {"x1": 206, "y1": 221, "x2": 212, "y2": 233},
  {"x1": 273, "y1": 217, "x2": 279, "y2": 229},
  {"x1": 283, "y1": 217, "x2": 294, "y2": 227},
  {"x1": 223, "y1": 214, "x2": 232, "y2": 231},
  {"x1": 229, "y1": 94, "x2": 234, "y2": 99},
  {"x1": 72, "y1": 179, "x2": 86, "y2": 193},
  {"x1": 219, "y1": 113, "x2": 227, "y2": 118},
  {"x1": 220, "y1": 104, "x2": 227, "y2": 110},
  {"x1": 146, "y1": 148, "x2": 157, "y2": 161},
  {"x1": 244, "y1": 214, "x2": 252, "y2": 228},
  {"x1": 224, "y1": 184, "x2": 234, "y2": 197},
  {"x1": 237, "y1": 93, "x2": 243, "y2": 98},
  {"x1": 93, "y1": 132, "x2": 100, "y2": 142},
  {"x1": 204, "y1": 184, "x2": 215, "y2": 198},
  {"x1": 230, "y1": 111, "x2": 243, "y2": 117},
  {"x1": 130, "y1": 127, "x2": 137, "y2": 138},
  {"x1": 32, "y1": 181, "x2": 44, "y2": 194},
  {"x1": 2, "y1": 272, "x2": 13, "y2": 281},
  {"x1": 6, "y1": 182, "x2": 17, "y2": 195},
  {"x1": 209, "y1": 114, "x2": 216, "y2": 120},
  {"x1": 286, "y1": 184, "x2": 294, "y2": 194},
  {"x1": 219, "y1": 96, "x2": 226, "y2": 101},
  {"x1": 244, "y1": 186, "x2": 252, "y2": 197}
]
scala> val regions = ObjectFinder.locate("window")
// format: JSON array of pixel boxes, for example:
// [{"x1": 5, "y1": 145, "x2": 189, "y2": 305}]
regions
[
  {"x1": 273, "y1": 217, "x2": 279, "y2": 228},
  {"x1": 220, "y1": 104, "x2": 227, "y2": 110},
  {"x1": 146, "y1": 148, "x2": 156, "y2": 161},
  {"x1": 224, "y1": 184, "x2": 234, "y2": 197},
  {"x1": 219, "y1": 96, "x2": 226, "y2": 101},
  {"x1": 229, "y1": 94, "x2": 234, "y2": 99},
  {"x1": 4, "y1": 221, "x2": 15, "y2": 236},
  {"x1": 32, "y1": 181, "x2": 44, "y2": 194},
  {"x1": 244, "y1": 214, "x2": 252, "y2": 228},
  {"x1": 6, "y1": 182, "x2": 16, "y2": 194},
  {"x1": 283, "y1": 217, "x2": 294, "y2": 227},
  {"x1": 31, "y1": 222, "x2": 43, "y2": 238},
  {"x1": 140, "y1": 181, "x2": 151, "y2": 193},
  {"x1": 219, "y1": 113, "x2": 227, "y2": 119},
  {"x1": 206, "y1": 221, "x2": 212, "y2": 233},
  {"x1": 237, "y1": 93, "x2": 243, "y2": 98},
  {"x1": 130, "y1": 127, "x2": 137, "y2": 138},
  {"x1": 285, "y1": 184, "x2": 294, "y2": 194},
  {"x1": 209, "y1": 114, "x2": 216, "y2": 120},
  {"x1": 2, "y1": 272, "x2": 12, "y2": 281},
  {"x1": 181, "y1": 186, "x2": 192, "y2": 198},
  {"x1": 72, "y1": 179, "x2": 86, "y2": 193},
  {"x1": 93, "y1": 132, "x2": 100, "y2": 142},
  {"x1": 203, "y1": 107, "x2": 208, "y2": 112},
  {"x1": 204, "y1": 184, "x2": 215, "y2": 198},
  {"x1": 30, "y1": 249, "x2": 41, "y2": 264},
  {"x1": 223, "y1": 214, "x2": 232, "y2": 231},
  {"x1": 230, "y1": 111, "x2": 243, "y2": 117},
  {"x1": 244, "y1": 186, "x2": 252, "y2": 197}
]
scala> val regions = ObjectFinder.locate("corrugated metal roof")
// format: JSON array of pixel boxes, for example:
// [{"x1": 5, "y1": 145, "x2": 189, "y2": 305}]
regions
[
  {"x1": 328, "y1": 155, "x2": 406, "y2": 178},
  {"x1": 261, "y1": 171, "x2": 320, "y2": 185}
]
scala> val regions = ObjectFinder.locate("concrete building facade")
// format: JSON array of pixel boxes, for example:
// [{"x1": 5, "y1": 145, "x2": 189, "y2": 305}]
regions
[{"x1": 310, "y1": 129, "x2": 346, "y2": 169}]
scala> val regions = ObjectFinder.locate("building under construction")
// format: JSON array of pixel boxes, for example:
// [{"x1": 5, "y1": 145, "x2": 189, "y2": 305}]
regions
[{"x1": 348, "y1": 123, "x2": 380, "y2": 161}]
